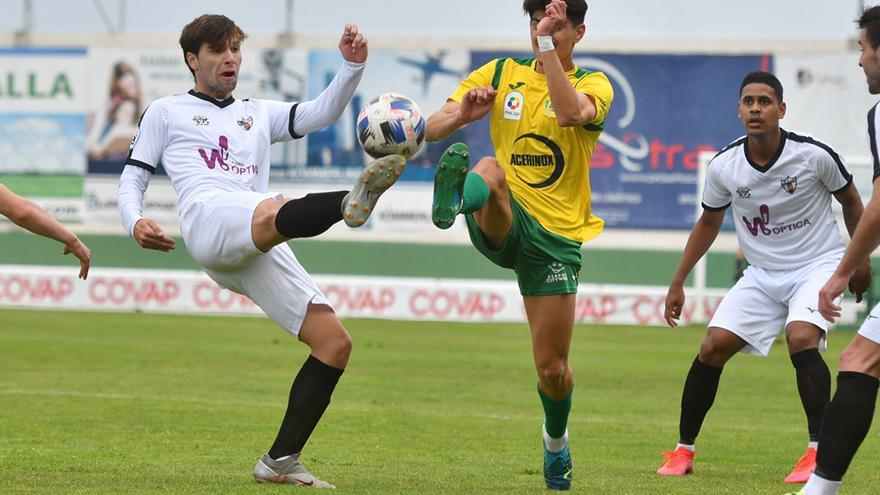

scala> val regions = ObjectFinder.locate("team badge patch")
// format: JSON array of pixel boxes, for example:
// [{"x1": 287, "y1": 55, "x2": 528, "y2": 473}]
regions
[
  {"x1": 504, "y1": 91, "x2": 523, "y2": 120},
  {"x1": 237, "y1": 116, "x2": 253, "y2": 131},
  {"x1": 543, "y1": 98, "x2": 555, "y2": 118},
  {"x1": 780, "y1": 176, "x2": 798, "y2": 194}
]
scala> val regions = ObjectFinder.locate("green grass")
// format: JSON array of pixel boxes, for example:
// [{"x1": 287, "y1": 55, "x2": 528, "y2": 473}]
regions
[
  {"x1": 1, "y1": 308, "x2": 879, "y2": 494},
  {"x1": 0, "y1": 174, "x2": 83, "y2": 197}
]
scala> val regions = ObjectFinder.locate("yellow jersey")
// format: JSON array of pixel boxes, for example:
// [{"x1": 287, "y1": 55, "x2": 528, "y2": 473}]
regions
[{"x1": 450, "y1": 57, "x2": 613, "y2": 243}]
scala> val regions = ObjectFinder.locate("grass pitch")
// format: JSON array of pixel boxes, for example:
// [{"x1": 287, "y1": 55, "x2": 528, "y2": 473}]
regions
[{"x1": 1, "y1": 308, "x2": 879, "y2": 494}]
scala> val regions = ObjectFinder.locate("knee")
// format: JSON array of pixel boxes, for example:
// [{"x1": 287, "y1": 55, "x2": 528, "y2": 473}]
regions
[
  {"x1": 472, "y1": 158, "x2": 507, "y2": 194},
  {"x1": 330, "y1": 331, "x2": 353, "y2": 362},
  {"x1": 536, "y1": 359, "x2": 570, "y2": 385},
  {"x1": 786, "y1": 332, "x2": 820, "y2": 355},
  {"x1": 698, "y1": 339, "x2": 731, "y2": 367}
]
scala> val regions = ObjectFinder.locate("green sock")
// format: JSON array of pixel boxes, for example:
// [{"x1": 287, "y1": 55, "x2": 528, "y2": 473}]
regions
[
  {"x1": 538, "y1": 384, "x2": 572, "y2": 439},
  {"x1": 461, "y1": 173, "x2": 489, "y2": 214}
]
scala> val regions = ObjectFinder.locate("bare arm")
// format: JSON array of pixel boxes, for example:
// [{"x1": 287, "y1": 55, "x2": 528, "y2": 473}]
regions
[
  {"x1": 833, "y1": 182, "x2": 872, "y2": 302},
  {"x1": 425, "y1": 87, "x2": 496, "y2": 142},
  {"x1": 664, "y1": 208, "x2": 726, "y2": 326},
  {"x1": 0, "y1": 184, "x2": 91, "y2": 279},
  {"x1": 536, "y1": 0, "x2": 597, "y2": 127},
  {"x1": 820, "y1": 180, "x2": 880, "y2": 320}
]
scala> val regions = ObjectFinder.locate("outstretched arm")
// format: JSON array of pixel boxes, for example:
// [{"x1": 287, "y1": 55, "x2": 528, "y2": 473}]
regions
[
  {"x1": 0, "y1": 183, "x2": 91, "y2": 279},
  {"x1": 664, "y1": 208, "x2": 726, "y2": 327},
  {"x1": 292, "y1": 24, "x2": 367, "y2": 136}
]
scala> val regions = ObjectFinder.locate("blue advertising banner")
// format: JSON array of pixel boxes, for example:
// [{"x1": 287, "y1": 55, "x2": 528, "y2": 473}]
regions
[{"x1": 467, "y1": 51, "x2": 771, "y2": 230}]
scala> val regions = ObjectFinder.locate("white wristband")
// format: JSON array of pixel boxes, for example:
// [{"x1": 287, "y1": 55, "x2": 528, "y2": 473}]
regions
[{"x1": 537, "y1": 35, "x2": 555, "y2": 52}]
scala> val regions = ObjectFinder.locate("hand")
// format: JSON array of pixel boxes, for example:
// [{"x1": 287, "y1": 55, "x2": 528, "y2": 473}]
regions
[
  {"x1": 664, "y1": 284, "x2": 686, "y2": 327},
  {"x1": 818, "y1": 273, "x2": 849, "y2": 323},
  {"x1": 536, "y1": 0, "x2": 569, "y2": 36},
  {"x1": 457, "y1": 87, "x2": 496, "y2": 124},
  {"x1": 134, "y1": 218, "x2": 176, "y2": 252},
  {"x1": 849, "y1": 261, "x2": 873, "y2": 303},
  {"x1": 339, "y1": 23, "x2": 368, "y2": 64},
  {"x1": 63, "y1": 238, "x2": 91, "y2": 280}
]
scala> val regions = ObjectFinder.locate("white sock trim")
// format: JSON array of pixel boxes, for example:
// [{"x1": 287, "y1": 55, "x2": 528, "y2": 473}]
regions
[
  {"x1": 676, "y1": 443, "x2": 695, "y2": 452},
  {"x1": 543, "y1": 425, "x2": 569, "y2": 453}
]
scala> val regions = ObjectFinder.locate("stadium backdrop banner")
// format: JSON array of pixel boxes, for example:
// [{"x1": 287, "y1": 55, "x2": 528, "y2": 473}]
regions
[
  {"x1": 0, "y1": 47, "x2": 87, "y2": 175},
  {"x1": 467, "y1": 51, "x2": 771, "y2": 230}
]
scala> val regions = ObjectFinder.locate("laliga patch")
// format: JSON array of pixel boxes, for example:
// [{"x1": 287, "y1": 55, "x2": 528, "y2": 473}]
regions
[
  {"x1": 543, "y1": 98, "x2": 555, "y2": 118},
  {"x1": 780, "y1": 175, "x2": 798, "y2": 194},
  {"x1": 504, "y1": 91, "x2": 523, "y2": 120}
]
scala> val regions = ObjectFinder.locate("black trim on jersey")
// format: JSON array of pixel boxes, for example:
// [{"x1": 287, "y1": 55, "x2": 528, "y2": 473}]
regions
[
  {"x1": 187, "y1": 89, "x2": 235, "y2": 108},
  {"x1": 787, "y1": 130, "x2": 853, "y2": 183},
  {"x1": 869, "y1": 105, "x2": 880, "y2": 181},
  {"x1": 744, "y1": 129, "x2": 787, "y2": 173},
  {"x1": 831, "y1": 180, "x2": 854, "y2": 195},
  {"x1": 702, "y1": 202, "x2": 730, "y2": 212},
  {"x1": 125, "y1": 158, "x2": 156, "y2": 173},
  {"x1": 712, "y1": 136, "x2": 747, "y2": 160},
  {"x1": 289, "y1": 103, "x2": 304, "y2": 139}
]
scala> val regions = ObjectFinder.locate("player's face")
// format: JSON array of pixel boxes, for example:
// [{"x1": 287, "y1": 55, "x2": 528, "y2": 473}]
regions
[
  {"x1": 529, "y1": 12, "x2": 584, "y2": 65},
  {"x1": 858, "y1": 28, "x2": 880, "y2": 95},
  {"x1": 737, "y1": 83, "x2": 785, "y2": 136},
  {"x1": 189, "y1": 39, "x2": 242, "y2": 100}
]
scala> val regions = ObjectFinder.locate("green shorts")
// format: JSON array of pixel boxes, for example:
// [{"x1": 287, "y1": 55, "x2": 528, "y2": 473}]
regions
[{"x1": 465, "y1": 195, "x2": 582, "y2": 296}]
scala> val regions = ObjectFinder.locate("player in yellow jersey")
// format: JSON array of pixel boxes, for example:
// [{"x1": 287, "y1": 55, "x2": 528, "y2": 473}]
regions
[{"x1": 424, "y1": 0, "x2": 612, "y2": 490}]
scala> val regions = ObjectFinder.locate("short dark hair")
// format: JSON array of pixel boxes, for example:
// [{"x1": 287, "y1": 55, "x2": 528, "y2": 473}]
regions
[
  {"x1": 179, "y1": 14, "x2": 247, "y2": 78},
  {"x1": 522, "y1": 0, "x2": 588, "y2": 26},
  {"x1": 740, "y1": 71, "x2": 783, "y2": 102},
  {"x1": 858, "y1": 6, "x2": 880, "y2": 50}
]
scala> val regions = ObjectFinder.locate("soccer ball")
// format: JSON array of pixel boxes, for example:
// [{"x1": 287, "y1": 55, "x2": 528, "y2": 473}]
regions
[{"x1": 356, "y1": 93, "x2": 426, "y2": 159}]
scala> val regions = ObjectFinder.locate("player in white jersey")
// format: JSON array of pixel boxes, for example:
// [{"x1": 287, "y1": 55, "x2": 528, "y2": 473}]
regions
[
  {"x1": 655, "y1": 71, "x2": 872, "y2": 484},
  {"x1": 786, "y1": 7, "x2": 880, "y2": 495},
  {"x1": 117, "y1": 15, "x2": 405, "y2": 488}
]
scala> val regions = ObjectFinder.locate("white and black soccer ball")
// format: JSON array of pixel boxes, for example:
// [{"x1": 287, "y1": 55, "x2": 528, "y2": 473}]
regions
[{"x1": 356, "y1": 93, "x2": 426, "y2": 159}]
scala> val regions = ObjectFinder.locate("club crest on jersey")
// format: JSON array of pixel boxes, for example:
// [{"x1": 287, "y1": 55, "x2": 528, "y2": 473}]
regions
[
  {"x1": 237, "y1": 116, "x2": 253, "y2": 131},
  {"x1": 192, "y1": 115, "x2": 209, "y2": 126},
  {"x1": 780, "y1": 175, "x2": 798, "y2": 194},
  {"x1": 504, "y1": 91, "x2": 523, "y2": 120},
  {"x1": 543, "y1": 98, "x2": 555, "y2": 118}
]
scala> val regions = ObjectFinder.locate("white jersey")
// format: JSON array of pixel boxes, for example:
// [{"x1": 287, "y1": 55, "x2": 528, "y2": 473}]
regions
[
  {"x1": 702, "y1": 129, "x2": 852, "y2": 270},
  {"x1": 869, "y1": 102, "x2": 880, "y2": 182},
  {"x1": 126, "y1": 91, "x2": 295, "y2": 228}
]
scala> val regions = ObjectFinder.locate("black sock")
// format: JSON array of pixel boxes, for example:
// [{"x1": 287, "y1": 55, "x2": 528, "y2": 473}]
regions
[
  {"x1": 679, "y1": 356, "x2": 723, "y2": 445},
  {"x1": 268, "y1": 355, "x2": 344, "y2": 459},
  {"x1": 814, "y1": 372, "x2": 879, "y2": 481},
  {"x1": 274, "y1": 191, "x2": 348, "y2": 239},
  {"x1": 791, "y1": 348, "x2": 831, "y2": 442}
]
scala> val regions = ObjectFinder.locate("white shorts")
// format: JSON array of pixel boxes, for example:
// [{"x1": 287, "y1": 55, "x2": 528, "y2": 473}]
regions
[
  {"x1": 708, "y1": 254, "x2": 841, "y2": 356},
  {"x1": 181, "y1": 190, "x2": 331, "y2": 336},
  {"x1": 857, "y1": 303, "x2": 880, "y2": 345}
]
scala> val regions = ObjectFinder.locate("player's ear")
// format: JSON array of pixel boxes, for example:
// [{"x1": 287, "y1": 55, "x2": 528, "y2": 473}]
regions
[
  {"x1": 185, "y1": 51, "x2": 199, "y2": 72},
  {"x1": 778, "y1": 101, "x2": 787, "y2": 119},
  {"x1": 574, "y1": 23, "x2": 585, "y2": 43}
]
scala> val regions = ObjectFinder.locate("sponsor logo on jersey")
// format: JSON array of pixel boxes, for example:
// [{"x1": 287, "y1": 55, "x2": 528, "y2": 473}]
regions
[
  {"x1": 741, "y1": 203, "x2": 812, "y2": 236},
  {"x1": 504, "y1": 91, "x2": 523, "y2": 120},
  {"x1": 546, "y1": 262, "x2": 570, "y2": 283},
  {"x1": 237, "y1": 116, "x2": 253, "y2": 131},
  {"x1": 198, "y1": 135, "x2": 259, "y2": 175},
  {"x1": 509, "y1": 82, "x2": 525, "y2": 90},
  {"x1": 781, "y1": 175, "x2": 798, "y2": 194},
  {"x1": 192, "y1": 115, "x2": 210, "y2": 126},
  {"x1": 509, "y1": 133, "x2": 565, "y2": 188},
  {"x1": 736, "y1": 186, "x2": 751, "y2": 199}
]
